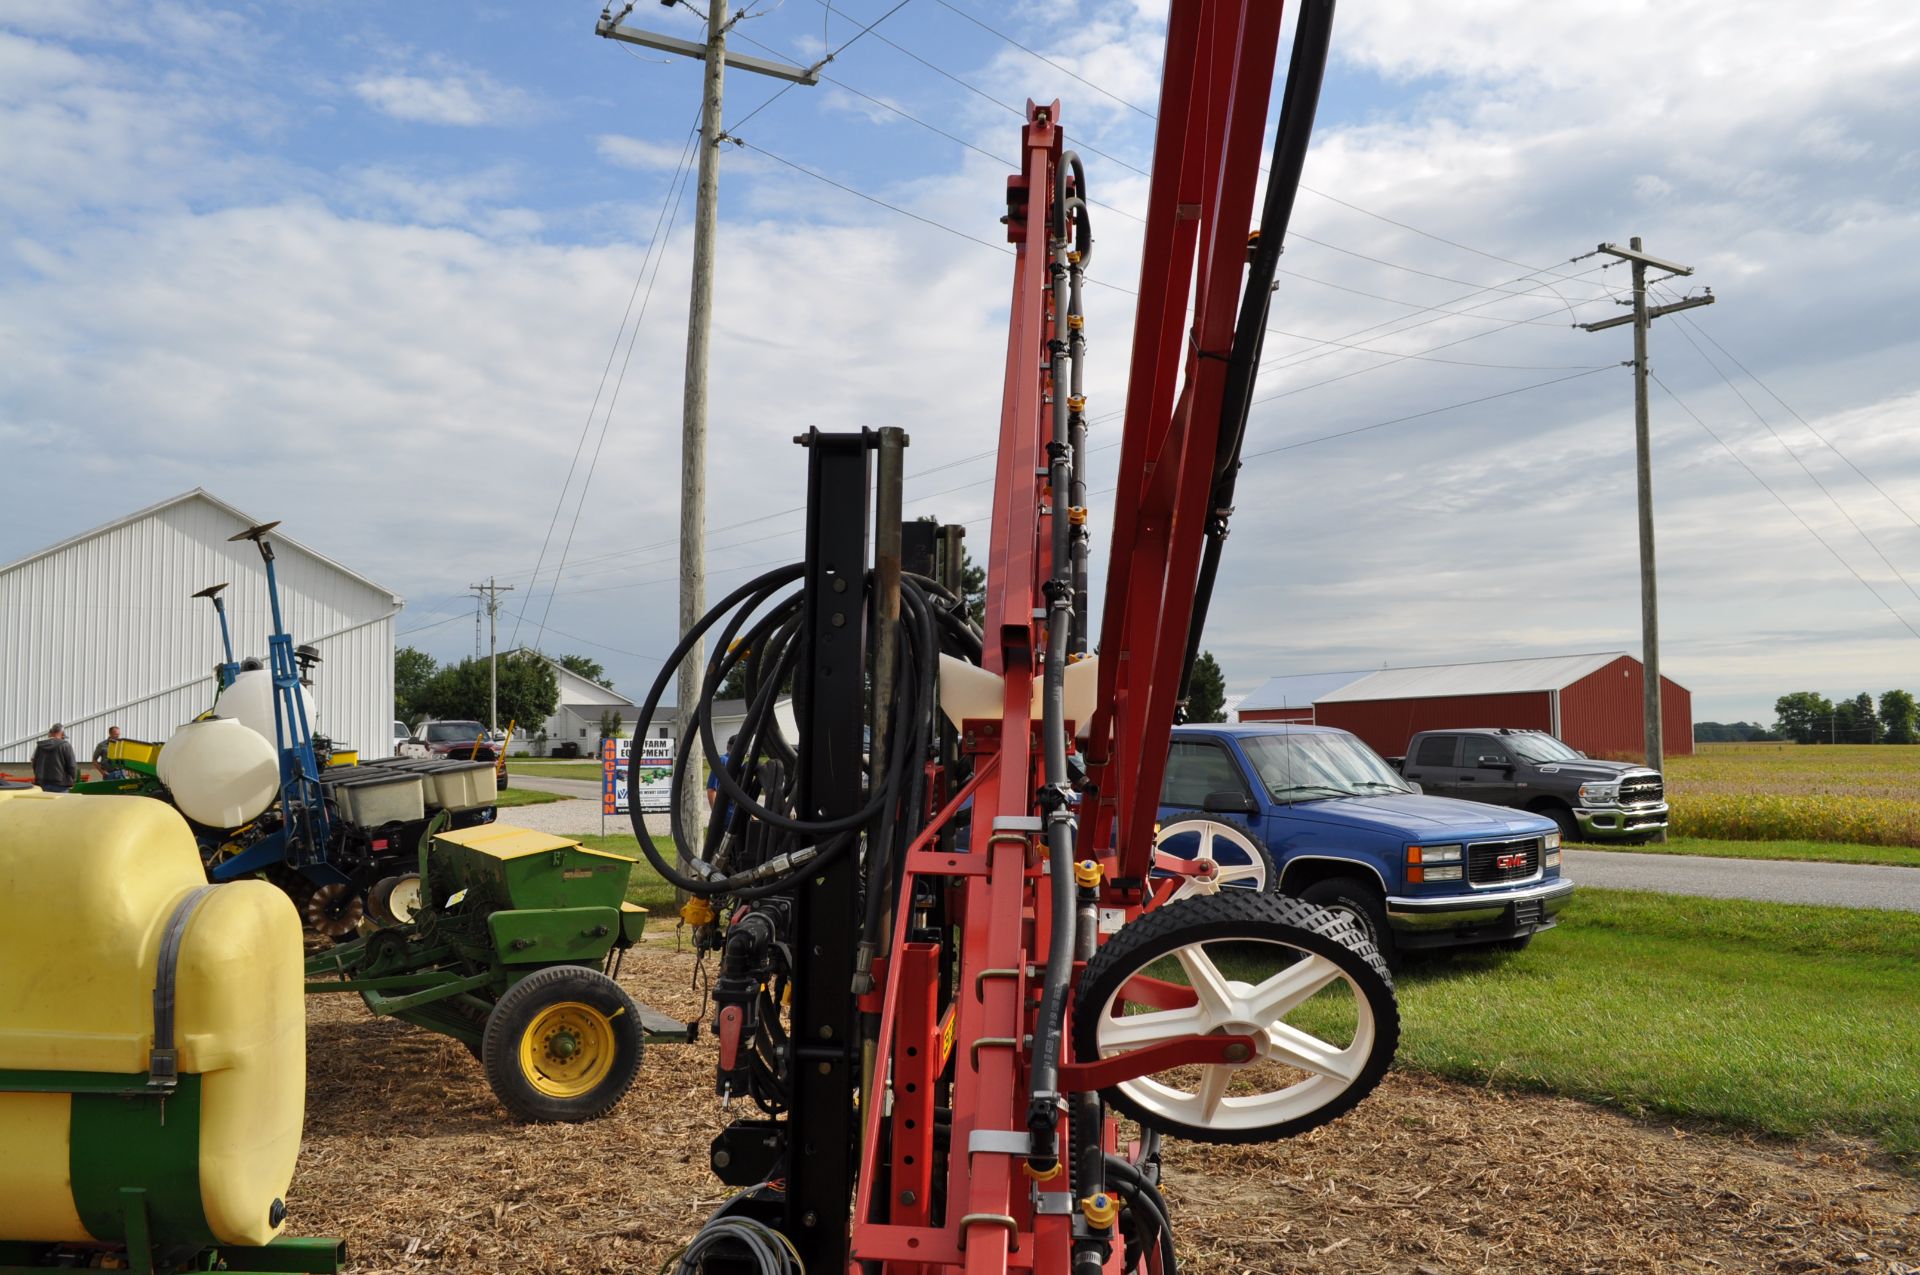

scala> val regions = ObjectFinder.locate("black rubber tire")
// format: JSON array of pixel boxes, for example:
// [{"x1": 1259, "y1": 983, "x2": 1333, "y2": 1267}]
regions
[
  {"x1": 1298, "y1": 877, "x2": 1397, "y2": 969},
  {"x1": 481, "y1": 966, "x2": 644, "y2": 1123},
  {"x1": 1072, "y1": 891, "x2": 1398, "y2": 1145},
  {"x1": 1534, "y1": 802, "x2": 1577, "y2": 843},
  {"x1": 1150, "y1": 812, "x2": 1279, "y2": 896}
]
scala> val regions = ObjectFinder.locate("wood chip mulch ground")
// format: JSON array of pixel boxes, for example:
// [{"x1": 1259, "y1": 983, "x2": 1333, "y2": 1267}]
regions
[{"x1": 294, "y1": 935, "x2": 1918, "y2": 1274}]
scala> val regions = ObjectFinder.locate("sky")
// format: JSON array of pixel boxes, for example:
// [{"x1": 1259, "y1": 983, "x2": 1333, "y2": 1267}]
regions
[{"x1": 3, "y1": 0, "x2": 1918, "y2": 727}]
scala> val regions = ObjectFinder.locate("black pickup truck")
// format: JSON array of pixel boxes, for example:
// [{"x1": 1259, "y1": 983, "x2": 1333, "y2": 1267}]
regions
[{"x1": 1390, "y1": 728, "x2": 1667, "y2": 844}]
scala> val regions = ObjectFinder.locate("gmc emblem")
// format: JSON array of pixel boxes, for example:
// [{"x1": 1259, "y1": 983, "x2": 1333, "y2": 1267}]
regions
[{"x1": 1495, "y1": 852, "x2": 1528, "y2": 870}]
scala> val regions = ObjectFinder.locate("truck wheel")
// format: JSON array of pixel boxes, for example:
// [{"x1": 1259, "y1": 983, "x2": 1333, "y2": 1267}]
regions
[
  {"x1": 1536, "y1": 802, "x2": 1577, "y2": 843},
  {"x1": 1150, "y1": 813, "x2": 1278, "y2": 905},
  {"x1": 482, "y1": 966, "x2": 643, "y2": 1122},
  {"x1": 1298, "y1": 878, "x2": 1396, "y2": 969}
]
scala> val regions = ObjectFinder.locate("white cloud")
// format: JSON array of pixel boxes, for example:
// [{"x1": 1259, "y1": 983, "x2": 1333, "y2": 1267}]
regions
[
  {"x1": 597, "y1": 133, "x2": 692, "y2": 171},
  {"x1": 352, "y1": 66, "x2": 531, "y2": 126}
]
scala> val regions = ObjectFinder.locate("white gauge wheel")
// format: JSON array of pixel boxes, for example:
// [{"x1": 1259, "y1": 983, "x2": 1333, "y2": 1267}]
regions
[
  {"x1": 386, "y1": 874, "x2": 422, "y2": 922},
  {"x1": 1151, "y1": 816, "x2": 1275, "y2": 902},
  {"x1": 1074, "y1": 892, "x2": 1398, "y2": 1144}
]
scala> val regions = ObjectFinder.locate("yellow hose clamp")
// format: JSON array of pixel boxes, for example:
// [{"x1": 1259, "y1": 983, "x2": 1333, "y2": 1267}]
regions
[
  {"x1": 1023, "y1": 1159, "x2": 1065, "y2": 1183},
  {"x1": 680, "y1": 897, "x2": 716, "y2": 927},
  {"x1": 1068, "y1": 313, "x2": 1084, "y2": 331},
  {"x1": 1080, "y1": 1193, "x2": 1119, "y2": 1228},
  {"x1": 1068, "y1": 395, "x2": 1087, "y2": 413},
  {"x1": 1068, "y1": 505, "x2": 1088, "y2": 526},
  {"x1": 1068, "y1": 250, "x2": 1082, "y2": 264},
  {"x1": 1073, "y1": 859, "x2": 1103, "y2": 889}
]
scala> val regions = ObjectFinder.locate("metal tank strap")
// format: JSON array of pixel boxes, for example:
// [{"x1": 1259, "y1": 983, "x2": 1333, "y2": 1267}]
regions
[{"x1": 149, "y1": 884, "x2": 221, "y2": 1090}]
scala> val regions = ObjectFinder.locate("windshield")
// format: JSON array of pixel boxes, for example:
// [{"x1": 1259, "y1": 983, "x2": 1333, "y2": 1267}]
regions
[
  {"x1": 426, "y1": 722, "x2": 485, "y2": 743},
  {"x1": 1504, "y1": 732, "x2": 1583, "y2": 763},
  {"x1": 1241, "y1": 732, "x2": 1414, "y2": 801}
]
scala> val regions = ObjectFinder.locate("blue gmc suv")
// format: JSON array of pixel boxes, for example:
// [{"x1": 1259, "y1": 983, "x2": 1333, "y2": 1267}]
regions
[{"x1": 1154, "y1": 724, "x2": 1574, "y2": 962}]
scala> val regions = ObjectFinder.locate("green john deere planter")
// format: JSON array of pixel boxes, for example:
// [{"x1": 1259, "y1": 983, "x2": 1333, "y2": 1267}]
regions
[{"x1": 303, "y1": 817, "x2": 694, "y2": 1123}]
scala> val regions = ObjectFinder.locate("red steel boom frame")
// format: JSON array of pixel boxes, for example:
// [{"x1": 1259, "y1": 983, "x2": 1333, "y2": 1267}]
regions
[{"x1": 851, "y1": 3, "x2": 1295, "y2": 1272}]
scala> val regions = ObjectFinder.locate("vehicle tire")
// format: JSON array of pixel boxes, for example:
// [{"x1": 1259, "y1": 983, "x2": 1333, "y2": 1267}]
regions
[
  {"x1": 1535, "y1": 802, "x2": 1577, "y2": 843},
  {"x1": 1073, "y1": 891, "x2": 1398, "y2": 1145},
  {"x1": 497, "y1": 770, "x2": 510, "y2": 792},
  {"x1": 366, "y1": 873, "x2": 423, "y2": 927},
  {"x1": 1298, "y1": 877, "x2": 1396, "y2": 969},
  {"x1": 482, "y1": 966, "x2": 644, "y2": 1123},
  {"x1": 1149, "y1": 813, "x2": 1278, "y2": 905}
]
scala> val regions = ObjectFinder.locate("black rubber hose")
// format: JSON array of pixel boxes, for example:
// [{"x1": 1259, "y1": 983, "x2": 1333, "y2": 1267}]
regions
[
  {"x1": 1104, "y1": 1155, "x2": 1178, "y2": 1275},
  {"x1": 1176, "y1": 0, "x2": 1337, "y2": 706}
]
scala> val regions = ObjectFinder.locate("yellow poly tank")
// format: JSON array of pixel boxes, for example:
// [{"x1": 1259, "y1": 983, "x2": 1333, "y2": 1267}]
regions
[{"x1": 0, "y1": 792, "x2": 307, "y2": 1248}]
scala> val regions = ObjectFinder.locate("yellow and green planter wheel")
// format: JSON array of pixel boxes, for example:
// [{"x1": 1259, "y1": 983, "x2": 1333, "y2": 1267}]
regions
[{"x1": 481, "y1": 967, "x2": 643, "y2": 1122}]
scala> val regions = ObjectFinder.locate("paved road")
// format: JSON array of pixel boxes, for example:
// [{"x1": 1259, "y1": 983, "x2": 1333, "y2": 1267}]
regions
[{"x1": 1565, "y1": 848, "x2": 1920, "y2": 913}]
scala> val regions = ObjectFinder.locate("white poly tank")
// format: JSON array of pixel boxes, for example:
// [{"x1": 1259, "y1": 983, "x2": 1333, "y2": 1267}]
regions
[
  {"x1": 215, "y1": 668, "x2": 316, "y2": 752},
  {"x1": 157, "y1": 719, "x2": 281, "y2": 829}
]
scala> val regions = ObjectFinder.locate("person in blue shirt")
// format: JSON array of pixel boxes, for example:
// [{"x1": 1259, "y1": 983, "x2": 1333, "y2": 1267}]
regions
[{"x1": 706, "y1": 735, "x2": 739, "y2": 827}]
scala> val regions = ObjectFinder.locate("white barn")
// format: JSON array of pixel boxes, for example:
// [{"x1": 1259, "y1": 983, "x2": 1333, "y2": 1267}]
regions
[
  {"x1": 0, "y1": 489, "x2": 401, "y2": 764},
  {"x1": 504, "y1": 648, "x2": 646, "y2": 756}
]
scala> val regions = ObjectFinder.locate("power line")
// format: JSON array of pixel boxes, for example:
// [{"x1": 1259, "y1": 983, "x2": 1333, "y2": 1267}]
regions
[
  {"x1": 1651, "y1": 284, "x2": 1920, "y2": 606},
  {"x1": 1668, "y1": 310, "x2": 1920, "y2": 531},
  {"x1": 1648, "y1": 371, "x2": 1920, "y2": 643},
  {"x1": 727, "y1": 0, "x2": 920, "y2": 133},
  {"x1": 930, "y1": 0, "x2": 1152, "y2": 119},
  {"x1": 529, "y1": 120, "x2": 702, "y2": 649},
  {"x1": 510, "y1": 120, "x2": 700, "y2": 650}
]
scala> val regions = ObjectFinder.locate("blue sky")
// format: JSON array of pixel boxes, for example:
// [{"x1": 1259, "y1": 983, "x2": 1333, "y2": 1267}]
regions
[{"x1": 5, "y1": 0, "x2": 1920, "y2": 729}]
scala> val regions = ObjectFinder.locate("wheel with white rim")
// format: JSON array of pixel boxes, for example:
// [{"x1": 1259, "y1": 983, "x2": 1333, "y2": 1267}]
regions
[
  {"x1": 1148, "y1": 813, "x2": 1276, "y2": 906},
  {"x1": 368, "y1": 873, "x2": 423, "y2": 927},
  {"x1": 1073, "y1": 891, "x2": 1398, "y2": 1144}
]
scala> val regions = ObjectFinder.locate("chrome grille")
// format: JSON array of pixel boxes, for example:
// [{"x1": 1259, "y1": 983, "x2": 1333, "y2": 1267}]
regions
[
  {"x1": 1468, "y1": 836, "x2": 1540, "y2": 885},
  {"x1": 1620, "y1": 773, "x2": 1665, "y2": 805}
]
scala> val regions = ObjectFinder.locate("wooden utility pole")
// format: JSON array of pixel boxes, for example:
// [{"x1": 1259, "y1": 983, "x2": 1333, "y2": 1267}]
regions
[
  {"x1": 595, "y1": 5, "x2": 817, "y2": 853},
  {"x1": 470, "y1": 578, "x2": 514, "y2": 732},
  {"x1": 1580, "y1": 239, "x2": 1714, "y2": 786}
]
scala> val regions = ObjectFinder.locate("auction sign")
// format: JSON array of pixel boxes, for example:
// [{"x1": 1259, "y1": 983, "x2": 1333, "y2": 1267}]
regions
[{"x1": 602, "y1": 736, "x2": 674, "y2": 816}]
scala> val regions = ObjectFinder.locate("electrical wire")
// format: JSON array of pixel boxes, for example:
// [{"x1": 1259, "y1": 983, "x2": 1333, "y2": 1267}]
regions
[
  {"x1": 512, "y1": 120, "x2": 700, "y2": 651},
  {"x1": 1650, "y1": 285, "x2": 1920, "y2": 605},
  {"x1": 1648, "y1": 371, "x2": 1920, "y2": 643},
  {"x1": 530, "y1": 125, "x2": 703, "y2": 653},
  {"x1": 727, "y1": 0, "x2": 920, "y2": 134}
]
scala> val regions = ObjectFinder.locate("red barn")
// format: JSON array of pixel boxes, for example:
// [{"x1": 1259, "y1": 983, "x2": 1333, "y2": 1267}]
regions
[{"x1": 1239, "y1": 652, "x2": 1692, "y2": 760}]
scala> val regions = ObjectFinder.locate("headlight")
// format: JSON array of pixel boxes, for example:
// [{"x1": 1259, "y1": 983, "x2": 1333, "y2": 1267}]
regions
[
  {"x1": 1423, "y1": 864, "x2": 1464, "y2": 881},
  {"x1": 1578, "y1": 781, "x2": 1619, "y2": 804},
  {"x1": 1543, "y1": 831, "x2": 1561, "y2": 850},
  {"x1": 1408, "y1": 843, "x2": 1462, "y2": 864},
  {"x1": 1545, "y1": 849, "x2": 1562, "y2": 869}
]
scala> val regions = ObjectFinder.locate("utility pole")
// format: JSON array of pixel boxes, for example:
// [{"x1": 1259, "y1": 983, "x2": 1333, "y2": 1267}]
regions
[
  {"x1": 470, "y1": 578, "x2": 514, "y2": 732},
  {"x1": 595, "y1": 5, "x2": 817, "y2": 850},
  {"x1": 1580, "y1": 238, "x2": 1715, "y2": 790}
]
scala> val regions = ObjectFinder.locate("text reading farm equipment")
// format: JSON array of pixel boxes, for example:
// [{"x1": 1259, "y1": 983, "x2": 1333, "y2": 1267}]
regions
[
  {"x1": 620, "y1": 1, "x2": 1393, "y2": 1273},
  {"x1": 304, "y1": 818, "x2": 695, "y2": 1122}
]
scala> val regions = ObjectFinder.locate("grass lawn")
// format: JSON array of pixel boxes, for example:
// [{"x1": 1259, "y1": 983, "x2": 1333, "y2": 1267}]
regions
[
  {"x1": 1391, "y1": 888, "x2": 1920, "y2": 1162},
  {"x1": 505, "y1": 759, "x2": 604, "y2": 778},
  {"x1": 576, "y1": 833, "x2": 678, "y2": 914},
  {"x1": 491, "y1": 787, "x2": 566, "y2": 808},
  {"x1": 1571, "y1": 833, "x2": 1920, "y2": 868}
]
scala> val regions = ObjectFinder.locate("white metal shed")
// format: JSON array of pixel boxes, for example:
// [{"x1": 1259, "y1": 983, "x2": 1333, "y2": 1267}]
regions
[{"x1": 1, "y1": 489, "x2": 402, "y2": 764}]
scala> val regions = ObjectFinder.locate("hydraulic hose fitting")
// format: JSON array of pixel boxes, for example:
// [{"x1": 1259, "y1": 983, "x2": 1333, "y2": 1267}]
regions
[
  {"x1": 850, "y1": 939, "x2": 877, "y2": 995},
  {"x1": 1080, "y1": 1193, "x2": 1119, "y2": 1230},
  {"x1": 680, "y1": 897, "x2": 717, "y2": 927},
  {"x1": 1073, "y1": 858, "x2": 1103, "y2": 890}
]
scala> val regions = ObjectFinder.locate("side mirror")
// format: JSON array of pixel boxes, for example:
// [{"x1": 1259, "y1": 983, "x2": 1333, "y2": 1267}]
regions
[
  {"x1": 1202, "y1": 790, "x2": 1259, "y2": 816},
  {"x1": 1407, "y1": 781, "x2": 1423, "y2": 795}
]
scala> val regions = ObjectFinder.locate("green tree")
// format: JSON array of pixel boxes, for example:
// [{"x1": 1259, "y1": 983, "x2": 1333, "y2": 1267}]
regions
[
  {"x1": 597, "y1": 708, "x2": 627, "y2": 741},
  {"x1": 415, "y1": 653, "x2": 559, "y2": 730},
  {"x1": 556, "y1": 653, "x2": 608, "y2": 686},
  {"x1": 394, "y1": 646, "x2": 437, "y2": 724},
  {"x1": 1850, "y1": 691, "x2": 1881, "y2": 741},
  {"x1": 1185, "y1": 651, "x2": 1229, "y2": 723},
  {"x1": 1773, "y1": 691, "x2": 1834, "y2": 745},
  {"x1": 1880, "y1": 689, "x2": 1917, "y2": 745}
]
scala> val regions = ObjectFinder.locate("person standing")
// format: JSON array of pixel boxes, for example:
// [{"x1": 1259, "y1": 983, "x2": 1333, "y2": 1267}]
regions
[
  {"x1": 32, "y1": 724, "x2": 78, "y2": 793},
  {"x1": 93, "y1": 725, "x2": 126, "y2": 780}
]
